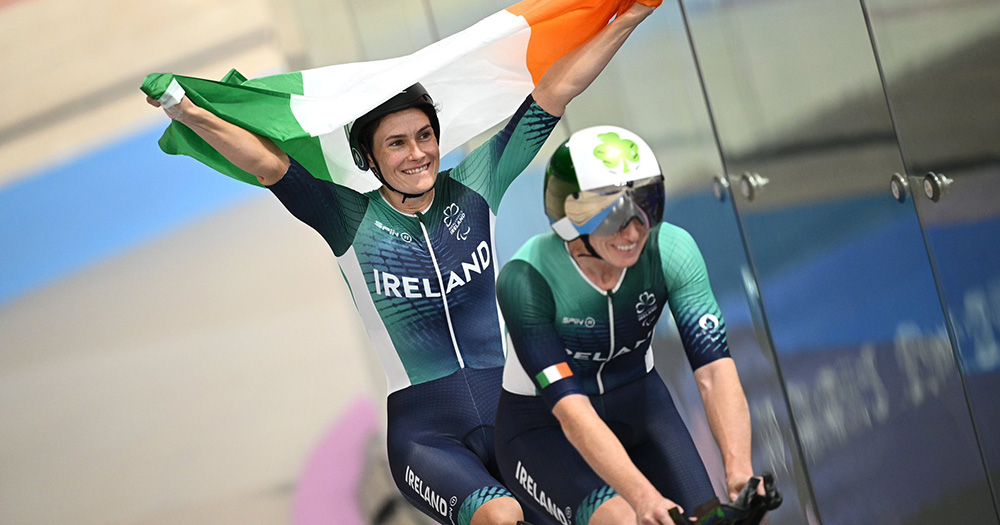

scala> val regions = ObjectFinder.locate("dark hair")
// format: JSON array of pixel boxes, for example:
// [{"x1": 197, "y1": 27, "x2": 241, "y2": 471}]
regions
[{"x1": 359, "y1": 104, "x2": 439, "y2": 160}]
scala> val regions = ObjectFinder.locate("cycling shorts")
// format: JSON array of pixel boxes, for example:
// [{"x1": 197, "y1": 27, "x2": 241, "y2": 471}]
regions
[
  {"x1": 386, "y1": 366, "x2": 550, "y2": 525},
  {"x1": 494, "y1": 370, "x2": 715, "y2": 525}
]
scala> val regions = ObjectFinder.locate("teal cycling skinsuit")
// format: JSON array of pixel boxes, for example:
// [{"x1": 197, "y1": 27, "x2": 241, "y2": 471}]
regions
[
  {"x1": 494, "y1": 223, "x2": 729, "y2": 525},
  {"x1": 267, "y1": 95, "x2": 560, "y2": 525}
]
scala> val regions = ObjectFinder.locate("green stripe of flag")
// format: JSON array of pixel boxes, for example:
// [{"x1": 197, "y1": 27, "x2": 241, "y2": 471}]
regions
[{"x1": 140, "y1": 71, "x2": 329, "y2": 187}]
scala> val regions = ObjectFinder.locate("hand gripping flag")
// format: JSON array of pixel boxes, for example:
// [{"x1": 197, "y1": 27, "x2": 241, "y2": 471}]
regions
[{"x1": 141, "y1": 0, "x2": 659, "y2": 192}]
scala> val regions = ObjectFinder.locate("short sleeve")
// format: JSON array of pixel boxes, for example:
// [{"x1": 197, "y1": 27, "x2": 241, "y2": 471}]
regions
[
  {"x1": 497, "y1": 259, "x2": 584, "y2": 406},
  {"x1": 658, "y1": 224, "x2": 731, "y2": 370}
]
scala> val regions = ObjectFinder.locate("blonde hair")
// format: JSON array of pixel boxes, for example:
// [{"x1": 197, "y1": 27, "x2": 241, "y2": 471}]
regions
[
  {"x1": 544, "y1": 177, "x2": 574, "y2": 221},
  {"x1": 563, "y1": 189, "x2": 625, "y2": 226}
]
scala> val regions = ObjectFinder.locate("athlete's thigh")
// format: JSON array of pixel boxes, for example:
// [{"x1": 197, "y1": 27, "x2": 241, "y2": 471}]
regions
[
  {"x1": 388, "y1": 429, "x2": 513, "y2": 525},
  {"x1": 495, "y1": 392, "x2": 615, "y2": 525},
  {"x1": 386, "y1": 370, "x2": 513, "y2": 525},
  {"x1": 613, "y1": 373, "x2": 715, "y2": 510}
]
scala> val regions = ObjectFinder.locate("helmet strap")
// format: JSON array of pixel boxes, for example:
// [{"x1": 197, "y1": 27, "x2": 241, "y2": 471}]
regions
[
  {"x1": 579, "y1": 235, "x2": 603, "y2": 261},
  {"x1": 368, "y1": 152, "x2": 430, "y2": 203}
]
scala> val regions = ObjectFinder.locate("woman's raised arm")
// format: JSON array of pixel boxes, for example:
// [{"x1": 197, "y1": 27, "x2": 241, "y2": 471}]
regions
[
  {"x1": 531, "y1": 0, "x2": 659, "y2": 116},
  {"x1": 146, "y1": 95, "x2": 290, "y2": 186}
]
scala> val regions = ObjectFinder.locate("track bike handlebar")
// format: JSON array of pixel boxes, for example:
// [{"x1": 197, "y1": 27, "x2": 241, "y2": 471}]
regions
[{"x1": 669, "y1": 472, "x2": 782, "y2": 525}]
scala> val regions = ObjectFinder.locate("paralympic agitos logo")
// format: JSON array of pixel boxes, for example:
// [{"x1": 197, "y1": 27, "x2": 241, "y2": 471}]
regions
[
  {"x1": 443, "y1": 202, "x2": 470, "y2": 241},
  {"x1": 635, "y1": 291, "x2": 657, "y2": 327}
]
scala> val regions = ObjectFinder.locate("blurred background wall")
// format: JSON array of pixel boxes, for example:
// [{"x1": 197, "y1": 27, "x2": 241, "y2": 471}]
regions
[{"x1": 1, "y1": 0, "x2": 998, "y2": 524}]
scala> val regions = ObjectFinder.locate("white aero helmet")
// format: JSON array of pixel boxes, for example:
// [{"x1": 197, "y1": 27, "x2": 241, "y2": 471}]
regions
[{"x1": 544, "y1": 126, "x2": 665, "y2": 241}]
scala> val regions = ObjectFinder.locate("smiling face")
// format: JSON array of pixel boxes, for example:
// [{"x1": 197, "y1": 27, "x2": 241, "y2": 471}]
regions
[
  {"x1": 587, "y1": 217, "x2": 650, "y2": 268},
  {"x1": 369, "y1": 108, "x2": 440, "y2": 196}
]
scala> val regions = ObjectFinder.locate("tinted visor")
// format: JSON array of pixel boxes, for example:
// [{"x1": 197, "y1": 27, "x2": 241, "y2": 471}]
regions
[{"x1": 565, "y1": 176, "x2": 665, "y2": 237}]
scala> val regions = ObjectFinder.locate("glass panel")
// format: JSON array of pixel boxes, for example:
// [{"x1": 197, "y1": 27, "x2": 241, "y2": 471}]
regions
[
  {"x1": 864, "y1": 0, "x2": 1000, "y2": 511},
  {"x1": 682, "y1": 0, "x2": 996, "y2": 523},
  {"x1": 471, "y1": 2, "x2": 815, "y2": 521},
  {"x1": 271, "y1": 0, "x2": 366, "y2": 68},
  {"x1": 568, "y1": 5, "x2": 815, "y2": 524},
  {"x1": 426, "y1": 0, "x2": 511, "y2": 38},
  {"x1": 347, "y1": 0, "x2": 437, "y2": 60}
]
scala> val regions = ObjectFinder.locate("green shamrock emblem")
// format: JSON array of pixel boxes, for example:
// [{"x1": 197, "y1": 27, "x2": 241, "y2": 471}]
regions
[{"x1": 593, "y1": 132, "x2": 640, "y2": 173}]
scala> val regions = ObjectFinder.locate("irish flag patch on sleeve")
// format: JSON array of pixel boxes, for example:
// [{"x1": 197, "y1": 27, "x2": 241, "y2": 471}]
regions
[{"x1": 535, "y1": 362, "x2": 573, "y2": 389}]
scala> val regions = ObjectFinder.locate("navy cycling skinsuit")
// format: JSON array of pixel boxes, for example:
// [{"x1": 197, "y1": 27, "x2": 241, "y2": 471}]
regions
[
  {"x1": 494, "y1": 223, "x2": 731, "y2": 525},
  {"x1": 268, "y1": 95, "x2": 560, "y2": 525}
]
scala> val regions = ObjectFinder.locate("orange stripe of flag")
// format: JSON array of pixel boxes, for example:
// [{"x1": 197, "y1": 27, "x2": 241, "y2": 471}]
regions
[{"x1": 505, "y1": 0, "x2": 635, "y2": 85}]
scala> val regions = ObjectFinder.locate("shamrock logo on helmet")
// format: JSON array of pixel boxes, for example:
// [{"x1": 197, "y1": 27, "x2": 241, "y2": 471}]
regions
[{"x1": 593, "y1": 132, "x2": 640, "y2": 174}]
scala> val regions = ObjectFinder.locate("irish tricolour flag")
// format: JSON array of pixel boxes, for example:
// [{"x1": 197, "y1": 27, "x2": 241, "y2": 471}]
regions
[
  {"x1": 141, "y1": 0, "x2": 656, "y2": 193},
  {"x1": 536, "y1": 362, "x2": 574, "y2": 389}
]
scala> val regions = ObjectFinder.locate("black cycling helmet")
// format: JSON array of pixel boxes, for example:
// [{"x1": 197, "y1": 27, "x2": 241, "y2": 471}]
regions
[
  {"x1": 544, "y1": 125, "x2": 664, "y2": 243},
  {"x1": 345, "y1": 83, "x2": 440, "y2": 172}
]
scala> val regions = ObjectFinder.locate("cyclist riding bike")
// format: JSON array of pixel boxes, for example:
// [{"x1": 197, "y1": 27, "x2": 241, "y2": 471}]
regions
[
  {"x1": 145, "y1": 4, "x2": 657, "y2": 524},
  {"x1": 494, "y1": 126, "x2": 767, "y2": 525}
]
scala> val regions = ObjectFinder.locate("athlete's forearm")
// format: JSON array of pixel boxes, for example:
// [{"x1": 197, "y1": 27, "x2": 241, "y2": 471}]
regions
[
  {"x1": 552, "y1": 394, "x2": 664, "y2": 509},
  {"x1": 694, "y1": 358, "x2": 754, "y2": 499},
  {"x1": 152, "y1": 96, "x2": 290, "y2": 185},
  {"x1": 532, "y1": 2, "x2": 655, "y2": 116}
]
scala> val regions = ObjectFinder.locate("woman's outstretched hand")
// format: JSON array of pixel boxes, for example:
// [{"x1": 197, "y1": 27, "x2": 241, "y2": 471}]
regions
[{"x1": 145, "y1": 94, "x2": 193, "y2": 121}]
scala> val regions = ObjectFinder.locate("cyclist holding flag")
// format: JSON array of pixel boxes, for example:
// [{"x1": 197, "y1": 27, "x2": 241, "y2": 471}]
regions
[
  {"x1": 144, "y1": 2, "x2": 659, "y2": 524},
  {"x1": 494, "y1": 127, "x2": 760, "y2": 525}
]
